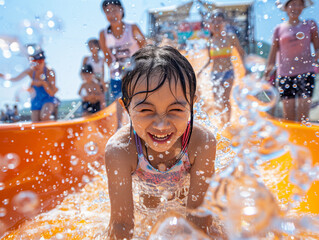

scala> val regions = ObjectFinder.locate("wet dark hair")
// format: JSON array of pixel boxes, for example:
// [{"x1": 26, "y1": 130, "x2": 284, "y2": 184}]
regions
[
  {"x1": 122, "y1": 45, "x2": 196, "y2": 152},
  {"x1": 284, "y1": 0, "x2": 305, "y2": 8},
  {"x1": 29, "y1": 50, "x2": 45, "y2": 61},
  {"x1": 212, "y1": 9, "x2": 226, "y2": 20},
  {"x1": 101, "y1": 0, "x2": 125, "y2": 18},
  {"x1": 87, "y1": 38, "x2": 100, "y2": 50},
  {"x1": 81, "y1": 64, "x2": 94, "y2": 74}
]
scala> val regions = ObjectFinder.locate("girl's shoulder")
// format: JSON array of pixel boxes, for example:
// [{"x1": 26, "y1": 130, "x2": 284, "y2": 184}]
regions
[
  {"x1": 105, "y1": 125, "x2": 137, "y2": 162},
  {"x1": 188, "y1": 123, "x2": 216, "y2": 152}
]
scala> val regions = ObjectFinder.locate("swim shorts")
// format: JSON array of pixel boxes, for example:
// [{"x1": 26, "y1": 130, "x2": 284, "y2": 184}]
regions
[{"x1": 277, "y1": 72, "x2": 315, "y2": 99}]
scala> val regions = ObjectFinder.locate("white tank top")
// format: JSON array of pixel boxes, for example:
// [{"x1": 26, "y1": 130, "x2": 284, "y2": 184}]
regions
[
  {"x1": 104, "y1": 22, "x2": 140, "y2": 78},
  {"x1": 86, "y1": 56, "x2": 104, "y2": 79}
]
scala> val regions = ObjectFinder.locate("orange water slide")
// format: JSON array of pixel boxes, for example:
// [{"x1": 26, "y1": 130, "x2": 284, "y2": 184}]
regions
[{"x1": 0, "y1": 104, "x2": 116, "y2": 234}]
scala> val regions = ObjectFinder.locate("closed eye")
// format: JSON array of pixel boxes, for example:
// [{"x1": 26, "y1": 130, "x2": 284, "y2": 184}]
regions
[
  {"x1": 170, "y1": 108, "x2": 184, "y2": 112},
  {"x1": 140, "y1": 109, "x2": 153, "y2": 112}
]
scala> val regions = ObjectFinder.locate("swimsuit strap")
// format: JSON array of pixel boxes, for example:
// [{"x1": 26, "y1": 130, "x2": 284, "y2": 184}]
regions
[
  {"x1": 133, "y1": 130, "x2": 143, "y2": 155},
  {"x1": 32, "y1": 67, "x2": 47, "y2": 81}
]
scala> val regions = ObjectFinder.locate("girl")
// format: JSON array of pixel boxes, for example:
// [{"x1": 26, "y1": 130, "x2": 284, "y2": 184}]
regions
[
  {"x1": 198, "y1": 10, "x2": 246, "y2": 127},
  {"x1": 0, "y1": 49, "x2": 58, "y2": 122},
  {"x1": 78, "y1": 64, "x2": 104, "y2": 116},
  {"x1": 82, "y1": 38, "x2": 107, "y2": 107},
  {"x1": 104, "y1": 46, "x2": 224, "y2": 239},
  {"x1": 99, "y1": 0, "x2": 146, "y2": 129},
  {"x1": 264, "y1": 0, "x2": 319, "y2": 121}
]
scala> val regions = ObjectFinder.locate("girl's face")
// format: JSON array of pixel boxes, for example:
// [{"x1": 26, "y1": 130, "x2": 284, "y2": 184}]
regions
[
  {"x1": 285, "y1": 0, "x2": 304, "y2": 19},
  {"x1": 210, "y1": 16, "x2": 225, "y2": 34},
  {"x1": 81, "y1": 72, "x2": 94, "y2": 83},
  {"x1": 88, "y1": 43, "x2": 99, "y2": 55},
  {"x1": 30, "y1": 59, "x2": 45, "y2": 71},
  {"x1": 103, "y1": 5, "x2": 123, "y2": 24},
  {"x1": 127, "y1": 74, "x2": 192, "y2": 153}
]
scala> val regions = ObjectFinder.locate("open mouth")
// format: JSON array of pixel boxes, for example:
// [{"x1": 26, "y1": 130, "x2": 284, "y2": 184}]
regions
[{"x1": 148, "y1": 132, "x2": 173, "y2": 143}]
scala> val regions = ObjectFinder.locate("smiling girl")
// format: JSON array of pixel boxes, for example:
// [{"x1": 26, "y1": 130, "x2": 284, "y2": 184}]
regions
[{"x1": 104, "y1": 45, "x2": 225, "y2": 239}]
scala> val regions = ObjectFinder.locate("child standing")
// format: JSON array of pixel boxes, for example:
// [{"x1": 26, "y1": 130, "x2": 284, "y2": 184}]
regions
[
  {"x1": 99, "y1": 0, "x2": 146, "y2": 129},
  {"x1": 104, "y1": 46, "x2": 224, "y2": 239},
  {"x1": 198, "y1": 10, "x2": 246, "y2": 127},
  {"x1": 264, "y1": 0, "x2": 319, "y2": 121},
  {"x1": 82, "y1": 38, "x2": 107, "y2": 107},
  {"x1": 78, "y1": 64, "x2": 104, "y2": 116}
]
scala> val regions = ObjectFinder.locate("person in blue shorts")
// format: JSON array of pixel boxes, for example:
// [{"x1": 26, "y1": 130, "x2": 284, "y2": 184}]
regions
[{"x1": 0, "y1": 49, "x2": 59, "y2": 122}]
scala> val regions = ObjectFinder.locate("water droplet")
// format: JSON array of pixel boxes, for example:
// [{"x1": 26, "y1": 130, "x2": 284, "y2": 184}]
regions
[
  {"x1": 12, "y1": 191, "x2": 39, "y2": 214},
  {"x1": 0, "y1": 183, "x2": 4, "y2": 191},
  {"x1": 0, "y1": 208, "x2": 6, "y2": 217},
  {"x1": 2, "y1": 153, "x2": 20, "y2": 169},
  {"x1": 84, "y1": 141, "x2": 98, "y2": 155},
  {"x1": 114, "y1": 170, "x2": 118, "y2": 175},
  {"x1": 315, "y1": 132, "x2": 319, "y2": 137},
  {"x1": 257, "y1": 42, "x2": 263, "y2": 48},
  {"x1": 70, "y1": 155, "x2": 79, "y2": 165},
  {"x1": 221, "y1": 31, "x2": 226, "y2": 36},
  {"x1": 296, "y1": 32, "x2": 305, "y2": 40}
]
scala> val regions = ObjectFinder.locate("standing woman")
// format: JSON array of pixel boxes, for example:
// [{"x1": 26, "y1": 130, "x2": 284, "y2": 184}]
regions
[
  {"x1": 0, "y1": 50, "x2": 58, "y2": 122},
  {"x1": 199, "y1": 10, "x2": 246, "y2": 126},
  {"x1": 264, "y1": 0, "x2": 319, "y2": 121},
  {"x1": 99, "y1": 0, "x2": 146, "y2": 129}
]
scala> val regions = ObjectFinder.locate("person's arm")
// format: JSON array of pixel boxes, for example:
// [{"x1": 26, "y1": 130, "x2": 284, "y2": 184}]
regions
[
  {"x1": 310, "y1": 20, "x2": 319, "y2": 62},
  {"x1": 82, "y1": 56, "x2": 89, "y2": 67},
  {"x1": 264, "y1": 28, "x2": 280, "y2": 80},
  {"x1": 186, "y1": 125, "x2": 216, "y2": 232},
  {"x1": 197, "y1": 46, "x2": 211, "y2": 77},
  {"x1": 42, "y1": 69, "x2": 58, "y2": 96},
  {"x1": 0, "y1": 69, "x2": 30, "y2": 82},
  {"x1": 231, "y1": 34, "x2": 246, "y2": 67},
  {"x1": 99, "y1": 30, "x2": 113, "y2": 67},
  {"x1": 105, "y1": 141, "x2": 134, "y2": 239},
  {"x1": 132, "y1": 24, "x2": 147, "y2": 49}
]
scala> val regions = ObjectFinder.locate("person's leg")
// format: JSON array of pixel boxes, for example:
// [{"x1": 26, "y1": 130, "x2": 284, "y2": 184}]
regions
[
  {"x1": 297, "y1": 96, "x2": 311, "y2": 121},
  {"x1": 282, "y1": 98, "x2": 296, "y2": 121},
  {"x1": 31, "y1": 110, "x2": 41, "y2": 122},
  {"x1": 40, "y1": 102, "x2": 55, "y2": 121},
  {"x1": 221, "y1": 77, "x2": 234, "y2": 124}
]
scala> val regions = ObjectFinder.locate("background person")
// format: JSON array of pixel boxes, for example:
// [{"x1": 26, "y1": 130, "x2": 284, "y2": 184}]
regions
[
  {"x1": 78, "y1": 64, "x2": 104, "y2": 116},
  {"x1": 82, "y1": 38, "x2": 107, "y2": 108},
  {"x1": 264, "y1": 0, "x2": 319, "y2": 121},
  {"x1": 198, "y1": 9, "x2": 246, "y2": 127},
  {"x1": 99, "y1": 0, "x2": 146, "y2": 129},
  {"x1": 0, "y1": 49, "x2": 59, "y2": 122}
]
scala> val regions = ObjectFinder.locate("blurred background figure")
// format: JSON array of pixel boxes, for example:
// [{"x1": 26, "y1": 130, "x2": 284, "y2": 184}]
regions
[
  {"x1": 264, "y1": 0, "x2": 319, "y2": 122},
  {"x1": 82, "y1": 38, "x2": 107, "y2": 108},
  {"x1": 78, "y1": 64, "x2": 104, "y2": 116},
  {"x1": 99, "y1": 0, "x2": 146, "y2": 129},
  {"x1": 198, "y1": 9, "x2": 246, "y2": 127},
  {"x1": 0, "y1": 48, "x2": 59, "y2": 122}
]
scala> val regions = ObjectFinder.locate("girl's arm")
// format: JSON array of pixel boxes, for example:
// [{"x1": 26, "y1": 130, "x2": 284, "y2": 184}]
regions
[
  {"x1": 1, "y1": 69, "x2": 31, "y2": 82},
  {"x1": 186, "y1": 125, "x2": 216, "y2": 230},
  {"x1": 186, "y1": 125, "x2": 228, "y2": 239},
  {"x1": 132, "y1": 24, "x2": 147, "y2": 49},
  {"x1": 99, "y1": 30, "x2": 113, "y2": 67},
  {"x1": 105, "y1": 143, "x2": 134, "y2": 239},
  {"x1": 42, "y1": 69, "x2": 58, "y2": 97},
  {"x1": 310, "y1": 20, "x2": 319, "y2": 62}
]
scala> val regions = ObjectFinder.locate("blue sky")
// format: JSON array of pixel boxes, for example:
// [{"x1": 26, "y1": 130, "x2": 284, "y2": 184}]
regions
[{"x1": 0, "y1": 0, "x2": 318, "y2": 108}]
